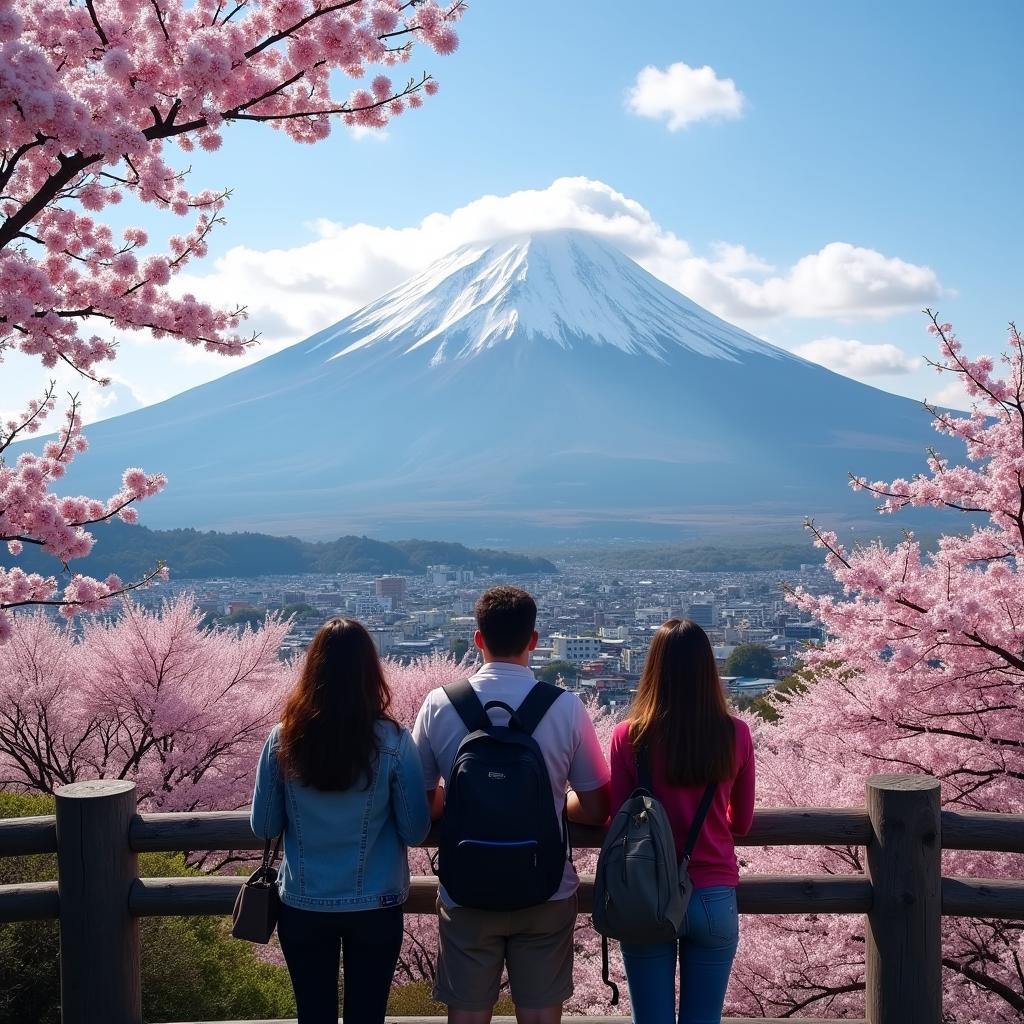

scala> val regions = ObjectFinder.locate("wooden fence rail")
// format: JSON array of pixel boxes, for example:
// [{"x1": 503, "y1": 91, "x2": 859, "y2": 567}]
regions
[
  {"x1": 7, "y1": 803, "x2": 1024, "y2": 859},
  {"x1": 1, "y1": 773, "x2": 1023, "y2": 1024}
]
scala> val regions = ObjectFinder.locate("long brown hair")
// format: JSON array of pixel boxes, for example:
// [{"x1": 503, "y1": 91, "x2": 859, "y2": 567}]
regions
[
  {"x1": 628, "y1": 619, "x2": 735, "y2": 786},
  {"x1": 278, "y1": 618, "x2": 394, "y2": 791}
]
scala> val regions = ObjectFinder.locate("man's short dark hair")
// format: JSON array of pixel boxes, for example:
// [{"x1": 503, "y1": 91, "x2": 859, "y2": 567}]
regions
[{"x1": 475, "y1": 586, "x2": 537, "y2": 657}]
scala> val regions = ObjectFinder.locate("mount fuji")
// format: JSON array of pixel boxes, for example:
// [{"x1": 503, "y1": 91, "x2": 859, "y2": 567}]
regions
[{"x1": 53, "y1": 229, "x2": 941, "y2": 543}]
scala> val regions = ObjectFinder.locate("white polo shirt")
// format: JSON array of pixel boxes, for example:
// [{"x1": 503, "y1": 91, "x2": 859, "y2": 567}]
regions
[{"x1": 411, "y1": 661, "x2": 611, "y2": 904}]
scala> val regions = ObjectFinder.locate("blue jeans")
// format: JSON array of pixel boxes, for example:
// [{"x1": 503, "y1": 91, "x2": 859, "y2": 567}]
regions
[{"x1": 620, "y1": 886, "x2": 739, "y2": 1024}]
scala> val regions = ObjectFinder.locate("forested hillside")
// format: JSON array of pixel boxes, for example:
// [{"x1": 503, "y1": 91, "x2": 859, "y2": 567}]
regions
[{"x1": 0, "y1": 521, "x2": 556, "y2": 579}]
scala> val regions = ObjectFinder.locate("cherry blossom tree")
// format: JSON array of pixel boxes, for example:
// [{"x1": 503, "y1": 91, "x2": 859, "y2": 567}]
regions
[
  {"x1": 0, "y1": 594, "x2": 293, "y2": 810},
  {"x1": 729, "y1": 313, "x2": 1024, "y2": 1021},
  {"x1": 0, "y1": 0, "x2": 463, "y2": 638}
]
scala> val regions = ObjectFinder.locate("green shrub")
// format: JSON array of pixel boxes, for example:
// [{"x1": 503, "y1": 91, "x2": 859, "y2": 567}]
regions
[
  {"x1": 388, "y1": 981, "x2": 447, "y2": 1015},
  {"x1": 388, "y1": 980, "x2": 514, "y2": 1015},
  {"x1": 723, "y1": 642, "x2": 775, "y2": 677},
  {"x1": 0, "y1": 793, "x2": 60, "y2": 1024}
]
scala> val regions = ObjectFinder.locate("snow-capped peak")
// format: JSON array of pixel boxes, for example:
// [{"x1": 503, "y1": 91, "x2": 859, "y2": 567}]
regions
[{"x1": 314, "y1": 229, "x2": 790, "y2": 365}]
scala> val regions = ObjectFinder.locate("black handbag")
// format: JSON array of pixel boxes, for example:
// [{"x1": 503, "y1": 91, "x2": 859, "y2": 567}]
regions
[{"x1": 231, "y1": 835, "x2": 283, "y2": 944}]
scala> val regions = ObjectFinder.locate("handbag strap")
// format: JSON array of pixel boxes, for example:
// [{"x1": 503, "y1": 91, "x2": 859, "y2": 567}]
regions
[
  {"x1": 260, "y1": 835, "x2": 282, "y2": 879},
  {"x1": 681, "y1": 783, "x2": 717, "y2": 863}
]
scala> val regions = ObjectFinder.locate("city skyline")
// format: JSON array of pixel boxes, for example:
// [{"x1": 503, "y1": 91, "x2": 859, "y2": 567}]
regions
[{"x1": 131, "y1": 558, "x2": 833, "y2": 704}]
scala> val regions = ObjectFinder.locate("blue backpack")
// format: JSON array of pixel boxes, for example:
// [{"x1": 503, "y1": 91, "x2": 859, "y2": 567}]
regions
[{"x1": 438, "y1": 679, "x2": 568, "y2": 911}]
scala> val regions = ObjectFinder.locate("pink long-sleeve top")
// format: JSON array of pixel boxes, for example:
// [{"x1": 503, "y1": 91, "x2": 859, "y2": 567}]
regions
[{"x1": 609, "y1": 717, "x2": 755, "y2": 889}]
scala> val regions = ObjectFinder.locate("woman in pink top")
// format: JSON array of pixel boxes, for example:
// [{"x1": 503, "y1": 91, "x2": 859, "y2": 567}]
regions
[{"x1": 609, "y1": 619, "x2": 755, "y2": 1024}]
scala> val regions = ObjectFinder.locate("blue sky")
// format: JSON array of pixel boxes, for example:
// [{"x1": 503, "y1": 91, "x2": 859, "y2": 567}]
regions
[{"x1": 8, "y1": 0, "x2": 1024, "y2": 420}]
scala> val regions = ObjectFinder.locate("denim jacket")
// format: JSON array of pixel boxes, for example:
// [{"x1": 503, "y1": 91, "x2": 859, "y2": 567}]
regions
[{"x1": 250, "y1": 719, "x2": 431, "y2": 911}]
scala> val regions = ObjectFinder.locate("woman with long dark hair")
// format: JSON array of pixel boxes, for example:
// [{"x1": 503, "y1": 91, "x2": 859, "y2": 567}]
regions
[
  {"x1": 251, "y1": 618, "x2": 430, "y2": 1023},
  {"x1": 609, "y1": 619, "x2": 755, "y2": 1024}
]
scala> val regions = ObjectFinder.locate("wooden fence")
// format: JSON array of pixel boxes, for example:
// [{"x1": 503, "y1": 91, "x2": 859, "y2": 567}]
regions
[{"x1": 1, "y1": 773, "x2": 1022, "y2": 1024}]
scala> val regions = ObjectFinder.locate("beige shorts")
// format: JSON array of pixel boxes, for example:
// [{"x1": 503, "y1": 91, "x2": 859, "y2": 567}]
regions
[{"x1": 433, "y1": 893, "x2": 578, "y2": 1011}]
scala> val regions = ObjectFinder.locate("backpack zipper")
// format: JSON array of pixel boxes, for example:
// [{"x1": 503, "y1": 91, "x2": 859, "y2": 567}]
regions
[{"x1": 457, "y1": 839, "x2": 538, "y2": 848}]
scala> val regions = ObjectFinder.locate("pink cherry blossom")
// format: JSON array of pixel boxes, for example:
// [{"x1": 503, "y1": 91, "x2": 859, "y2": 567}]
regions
[
  {"x1": 1, "y1": 389, "x2": 167, "y2": 635},
  {"x1": 0, "y1": 596, "x2": 293, "y2": 812},
  {"x1": 728, "y1": 312, "x2": 1024, "y2": 1021}
]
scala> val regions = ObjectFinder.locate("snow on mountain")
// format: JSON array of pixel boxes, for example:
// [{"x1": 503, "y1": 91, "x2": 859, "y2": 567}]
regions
[
  {"x1": 313, "y1": 229, "x2": 790, "y2": 364},
  {"x1": 45, "y1": 230, "x2": 944, "y2": 543}
]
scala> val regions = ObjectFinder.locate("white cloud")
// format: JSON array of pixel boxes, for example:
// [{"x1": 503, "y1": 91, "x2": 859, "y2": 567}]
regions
[
  {"x1": 670, "y1": 242, "x2": 945, "y2": 321},
  {"x1": 173, "y1": 177, "x2": 946, "y2": 364},
  {"x1": 932, "y1": 379, "x2": 972, "y2": 412},
  {"x1": 72, "y1": 376, "x2": 147, "y2": 423},
  {"x1": 792, "y1": 337, "x2": 923, "y2": 377},
  {"x1": 1, "y1": 347, "x2": 149, "y2": 427},
  {"x1": 348, "y1": 124, "x2": 390, "y2": 142},
  {"x1": 707, "y1": 242, "x2": 775, "y2": 275},
  {"x1": 771, "y1": 243, "x2": 942, "y2": 319},
  {"x1": 626, "y1": 62, "x2": 745, "y2": 131}
]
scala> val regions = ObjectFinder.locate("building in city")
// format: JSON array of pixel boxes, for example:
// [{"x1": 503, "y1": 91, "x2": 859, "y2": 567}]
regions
[
  {"x1": 636, "y1": 606, "x2": 672, "y2": 626},
  {"x1": 686, "y1": 603, "x2": 717, "y2": 629},
  {"x1": 374, "y1": 576, "x2": 407, "y2": 609},
  {"x1": 366, "y1": 628, "x2": 397, "y2": 654},
  {"x1": 783, "y1": 621, "x2": 824, "y2": 641},
  {"x1": 622, "y1": 645, "x2": 650, "y2": 674},
  {"x1": 427, "y1": 565, "x2": 475, "y2": 586},
  {"x1": 551, "y1": 634, "x2": 603, "y2": 663},
  {"x1": 352, "y1": 595, "x2": 392, "y2": 616},
  {"x1": 411, "y1": 608, "x2": 445, "y2": 628},
  {"x1": 721, "y1": 676, "x2": 776, "y2": 698}
]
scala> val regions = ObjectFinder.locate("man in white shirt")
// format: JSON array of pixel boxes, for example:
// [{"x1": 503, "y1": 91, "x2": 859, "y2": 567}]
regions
[{"x1": 412, "y1": 585, "x2": 610, "y2": 1024}]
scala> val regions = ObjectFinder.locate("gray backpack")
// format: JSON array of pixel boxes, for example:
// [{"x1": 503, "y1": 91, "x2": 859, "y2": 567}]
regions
[{"x1": 591, "y1": 748, "x2": 716, "y2": 1004}]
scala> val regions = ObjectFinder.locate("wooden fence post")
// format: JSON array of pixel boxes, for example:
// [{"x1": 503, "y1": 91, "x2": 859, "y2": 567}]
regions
[
  {"x1": 865, "y1": 774, "x2": 941, "y2": 1024},
  {"x1": 55, "y1": 779, "x2": 142, "y2": 1024}
]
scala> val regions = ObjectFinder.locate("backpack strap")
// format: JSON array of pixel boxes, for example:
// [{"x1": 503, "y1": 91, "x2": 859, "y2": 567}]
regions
[
  {"x1": 443, "y1": 679, "x2": 489, "y2": 733},
  {"x1": 514, "y1": 681, "x2": 564, "y2": 735},
  {"x1": 601, "y1": 935, "x2": 620, "y2": 1006},
  {"x1": 681, "y1": 783, "x2": 717, "y2": 863},
  {"x1": 635, "y1": 744, "x2": 653, "y2": 793}
]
